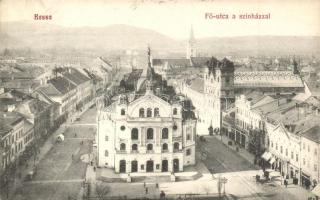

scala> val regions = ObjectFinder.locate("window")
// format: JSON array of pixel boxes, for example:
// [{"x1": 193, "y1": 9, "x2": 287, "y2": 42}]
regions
[
  {"x1": 308, "y1": 145, "x2": 310, "y2": 152},
  {"x1": 186, "y1": 149, "x2": 191, "y2": 156},
  {"x1": 120, "y1": 143, "x2": 126, "y2": 151},
  {"x1": 162, "y1": 128, "x2": 168, "y2": 139},
  {"x1": 291, "y1": 151, "x2": 294, "y2": 159},
  {"x1": 162, "y1": 143, "x2": 168, "y2": 151},
  {"x1": 276, "y1": 143, "x2": 278, "y2": 150},
  {"x1": 296, "y1": 154, "x2": 299, "y2": 162},
  {"x1": 121, "y1": 109, "x2": 125, "y2": 115},
  {"x1": 105, "y1": 150, "x2": 108, "y2": 157},
  {"x1": 120, "y1": 126, "x2": 126, "y2": 131},
  {"x1": 105, "y1": 135, "x2": 108, "y2": 141},
  {"x1": 132, "y1": 144, "x2": 138, "y2": 151},
  {"x1": 173, "y1": 108, "x2": 177, "y2": 115},
  {"x1": 280, "y1": 146, "x2": 283, "y2": 154},
  {"x1": 226, "y1": 77, "x2": 230, "y2": 84},
  {"x1": 131, "y1": 128, "x2": 138, "y2": 140},
  {"x1": 303, "y1": 158, "x2": 306, "y2": 165},
  {"x1": 139, "y1": 108, "x2": 145, "y2": 117},
  {"x1": 147, "y1": 144, "x2": 153, "y2": 151},
  {"x1": 147, "y1": 128, "x2": 154, "y2": 139},
  {"x1": 285, "y1": 149, "x2": 288, "y2": 156},
  {"x1": 154, "y1": 108, "x2": 159, "y2": 117},
  {"x1": 315, "y1": 149, "x2": 318, "y2": 155},
  {"x1": 187, "y1": 134, "x2": 191, "y2": 140},
  {"x1": 315, "y1": 164, "x2": 318, "y2": 171},
  {"x1": 174, "y1": 142, "x2": 179, "y2": 150},
  {"x1": 147, "y1": 108, "x2": 152, "y2": 117},
  {"x1": 141, "y1": 165, "x2": 144, "y2": 170},
  {"x1": 156, "y1": 164, "x2": 160, "y2": 170}
]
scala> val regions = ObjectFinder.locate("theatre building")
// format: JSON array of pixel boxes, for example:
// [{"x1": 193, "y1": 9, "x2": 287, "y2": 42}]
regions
[{"x1": 97, "y1": 49, "x2": 196, "y2": 173}]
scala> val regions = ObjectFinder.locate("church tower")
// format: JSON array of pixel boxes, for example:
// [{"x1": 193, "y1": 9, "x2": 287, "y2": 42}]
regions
[{"x1": 186, "y1": 26, "x2": 196, "y2": 59}]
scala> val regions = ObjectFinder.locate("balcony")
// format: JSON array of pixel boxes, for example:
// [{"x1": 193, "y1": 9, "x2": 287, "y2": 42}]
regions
[
  {"x1": 116, "y1": 150, "x2": 127, "y2": 154},
  {"x1": 172, "y1": 136, "x2": 182, "y2": 142},
  {"x1": 131, "y1": 150, "x2": 139, "y2": 154},
  {"x1": 146, "y1": 150, "x2": 155, "y2": 154}
]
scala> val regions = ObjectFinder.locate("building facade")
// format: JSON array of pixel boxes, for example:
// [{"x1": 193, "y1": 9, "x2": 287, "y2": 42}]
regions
[{"x1": 97, "y1": 84, "x2": 196, "y2": 173}]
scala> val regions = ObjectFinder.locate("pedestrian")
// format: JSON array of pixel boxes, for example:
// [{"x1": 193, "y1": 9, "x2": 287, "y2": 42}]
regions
[
  {"x1": 145, "y1": 187, "x2": 148, "y2": 194},
  {"x1": 284, "y1": 179, "x2": 288, "y2": 188},
  {"x1": 143, "y1": 182, "x2": 146, "y2": 188},
  {"x1": 156, "y1": 182, "x2": 159, "y2": 188},
  {"x1": 93, "y1": 166, "x2": 96, "y2": 172}
]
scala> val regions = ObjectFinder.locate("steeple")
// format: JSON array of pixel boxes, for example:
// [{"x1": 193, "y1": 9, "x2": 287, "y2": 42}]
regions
[
  {"x1": 292, "y1": 56, "x2": 299, "y2": 74},
  {"x1": 146, "y1": 46, "x2": 154, "y2": 94},
  {"x1": 186, "y1": 25, "x2": 196, "y2": 59}
]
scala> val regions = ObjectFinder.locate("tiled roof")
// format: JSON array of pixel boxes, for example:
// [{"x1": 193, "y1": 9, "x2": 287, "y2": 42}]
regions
[
  {"x1": 152, "y1": 58, "x2": 191, "y2": 67},
  {"x1": 0, "y1": 112, "x2": 24, "y2": 137},
  {"x1": 63, "y1": 68, "x2": 90, "y2": 85},
  {"x1": 302, "y1": 125, "x2": 320, "y2": 143},
  {"x1": 187, "y1": 78, "x2": 204, "y2": 93},
  {"x1": 48, "y1": 76, "x2": 76, "y2": 95},
  {"x1": 234, "y1": 71, "x2": 304, "y2": 88},
  {"x1": 38, "y1": 84, "x2": 62, "y2": 96},
  {"x1": 190, "y1": 57, "x2": 211, "y2": 67}
]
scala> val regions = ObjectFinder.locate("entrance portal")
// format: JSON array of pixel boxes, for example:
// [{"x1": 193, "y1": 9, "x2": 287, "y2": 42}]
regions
[
  {"x1": 162, "y1": 160, "x2": 168, "y2": 172},
  {"x1": 146, "y1": 160, "x2": 154, "y2": 172},
  {"x1": 131, "y1": 161, "x2": 138, "y2": 173},
  {"x1": 173, "y1": 159, "x2": 179, "y2": 172},
  {"x1": 119, "y1": 160, "x2": 126, "y2": 173}
]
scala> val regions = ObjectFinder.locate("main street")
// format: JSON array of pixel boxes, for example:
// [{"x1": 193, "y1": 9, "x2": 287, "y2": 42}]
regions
[
  {"x1": 10, "y1": 107, "x2": 97, "y2": 200},
  {"x1": 197, "y1": 136, "x2": 311, "y2": 200}
]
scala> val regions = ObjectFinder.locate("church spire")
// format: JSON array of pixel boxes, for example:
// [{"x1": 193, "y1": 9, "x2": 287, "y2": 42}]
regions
[
  {"x1": 186, "y1": 25, "x2": 196, "y2": 59},
  {"x1": 146, "y1": 45, "x2": 154, "y2": 94}
]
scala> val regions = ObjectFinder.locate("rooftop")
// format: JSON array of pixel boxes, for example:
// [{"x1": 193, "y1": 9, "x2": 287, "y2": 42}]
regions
[
  {"x1": 234, "y1": 71, "x2": 304, "y2": 88},
  {"x1": 0, "y1": 112, "x2": 24, "y2": 137},
  {"x1": 48, "y1": 76, "x2": 76, "y2": 95}
]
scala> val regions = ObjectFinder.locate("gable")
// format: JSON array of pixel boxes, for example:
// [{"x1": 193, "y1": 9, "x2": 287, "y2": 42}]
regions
[{"x1": 127, "y1": 93, "x2": 174, "y2": 118}]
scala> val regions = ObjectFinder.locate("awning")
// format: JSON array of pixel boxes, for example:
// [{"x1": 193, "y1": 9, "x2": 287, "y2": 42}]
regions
[
  {"x1": 269, "y1": 157, "x2": 276, "y2": 164},
  {"x1": 312, "y1": 184, "x2": 320, "y2": 197},
  {"x1": 261, "y1": 152, "x2": 272, "y2": 161}
]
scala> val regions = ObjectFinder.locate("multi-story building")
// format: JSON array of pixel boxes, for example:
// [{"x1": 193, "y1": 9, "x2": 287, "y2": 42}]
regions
[
  {"x1": 97, "y1": 50, "x2": 196, "y2": 173},
  {"x1": 0, "y1": 112, "x2": 25, "y2": 179}
]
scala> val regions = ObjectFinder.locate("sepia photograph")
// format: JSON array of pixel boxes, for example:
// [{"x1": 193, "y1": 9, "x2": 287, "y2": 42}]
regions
[{"x1": 0, "y1": 0, "x2": 320, "y2": 199}]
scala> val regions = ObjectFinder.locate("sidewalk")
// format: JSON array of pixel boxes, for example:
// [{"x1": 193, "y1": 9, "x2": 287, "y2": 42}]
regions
[
  {"x1": 4, "y1": 102, "x2": 95, "y2": 199},
  {"x1": 213, "y1": 133, "x2": 315, "y2": 200}
]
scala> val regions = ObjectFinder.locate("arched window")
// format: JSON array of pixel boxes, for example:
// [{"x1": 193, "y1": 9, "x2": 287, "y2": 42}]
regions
[
  {"x1": 120, "y1": 143, "x2": 126, "y2": 151},
  {"x1": 174, "y1": 142, "x2": 179, "y2": 150},
  {"x1": 132, "y1": 144, "x2": 138, "y2": 151},
  {"x1": 147, "y1": 144, "x2": 153, "y2": 151},
  {"x1": 131, "y1": 128, "x2": 138, "y2": 140},
  {"x1": 147, "y1": 108, "x2": 152, "y2": 117},
  {"x1": 154, "y1": 108, "x2": 159, "y2": 117},
  {"x1": 173, "y1": 108, "x2": 177, "y2": 115},
  {"x1": 139, "y1": 108, "x2": 145, "y2": 117},
  {"x1": 147, "y1": 128, "x2": 153, "y2": 139},
  {"x1": 121, "y1": 109, "x2": 125, "y2": 115},
  {"x1": 162, "y1": 143, "x2": 168, "y2": 151},
  {"x1": 162, "y1": 128, "x2": 168, "y2": 139}
]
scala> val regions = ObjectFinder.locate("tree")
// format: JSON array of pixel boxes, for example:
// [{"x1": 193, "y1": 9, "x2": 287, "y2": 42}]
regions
[{"x1": 96, "y1": 183, "x2": 110, "y2": 200}]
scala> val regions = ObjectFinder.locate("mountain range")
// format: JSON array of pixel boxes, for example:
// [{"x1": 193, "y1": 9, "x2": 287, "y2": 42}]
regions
[{"x1": 0, "y1": 21, "x2": 319, "y2": 56}]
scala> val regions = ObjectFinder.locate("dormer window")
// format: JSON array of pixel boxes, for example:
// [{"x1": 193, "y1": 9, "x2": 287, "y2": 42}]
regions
[
  {"x1": 139, "y1": 108, "x2": 145, "y2": 117},
  {"x1": 147, "y1": 108, "x2": 152, "y2": 117},
  {"x1": 173, "y1": 108, "x2": 177, "y2": 115},
  {"x1": 154, "y1": 108, "x2": 159, "y2": 117},
  {"x1": 121, "y1": 109, "x2": 125, "y2": 115}
]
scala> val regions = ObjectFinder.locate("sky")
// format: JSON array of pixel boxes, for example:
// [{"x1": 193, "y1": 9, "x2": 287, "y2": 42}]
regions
[{"x1": 0, "y1": 0, "x2": 319, "y2": 39}]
